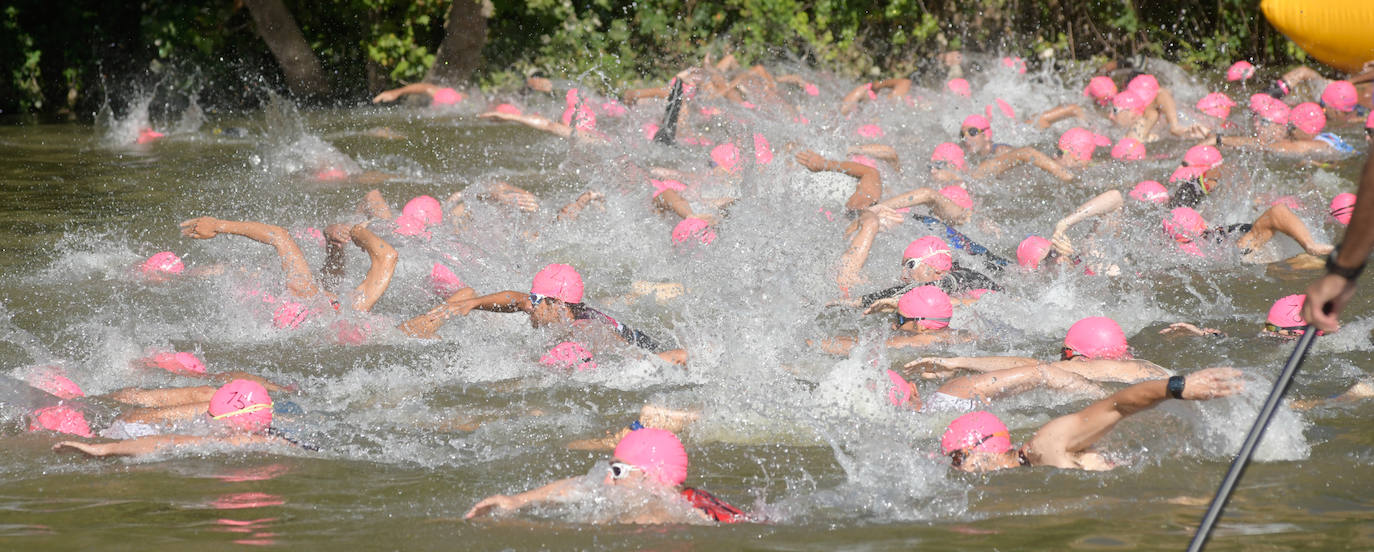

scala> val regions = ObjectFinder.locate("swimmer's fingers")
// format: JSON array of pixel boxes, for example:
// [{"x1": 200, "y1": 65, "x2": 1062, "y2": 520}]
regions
[
  {"x1": 179, "y1": 217, "x2": 221, "y2": 239},
  {"x1": 863, "y1": 298, "x2": 899, "y2": 315},
  {"x1": 794, "y1": 150, "x2": 825, "y2": 171},
  {"x1": 465, "y1": 495, "x2": 516, "y2": 519},
  {"x1": 1159, "y1": 322, "x2": 1203, "y2": 336},
  {"x1": 1183, "y1": 367, "x2": 1245, "y2": 400},
  {"x1": 324, "y1": 224, "x2": 352, "y2": 246},
  {"x1": 901, "y1": 358, "x2": 953, "y2": 380}
]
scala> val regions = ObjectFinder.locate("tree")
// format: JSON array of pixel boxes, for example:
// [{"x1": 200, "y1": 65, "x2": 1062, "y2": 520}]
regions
[
  {"x1": 242, "y1": 0, "x2": 329, "y2": 98},
  {"x1": 426, "y1": 0, "x2": 486, "y2": 84}
]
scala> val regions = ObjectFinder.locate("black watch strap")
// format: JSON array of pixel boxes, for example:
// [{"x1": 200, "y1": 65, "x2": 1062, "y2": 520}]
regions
[
  {"x1": 1167, "y1": 375, "x2": 1186, "y2": 399},
  {"x1": 1326, "y1": 246, "x2": 1366, "y2": 280}
]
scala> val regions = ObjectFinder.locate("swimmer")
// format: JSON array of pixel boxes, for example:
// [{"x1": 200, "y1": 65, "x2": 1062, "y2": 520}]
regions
[
  {"x1": 959, "y1": 114, "x2": 1013, "y2": 157},
  {"x1": 1213, "y1": 97, "x2": 1357, "y2": 156},
  {"x1": 1165, "y1": 145, "x2": 1226, "y2": 209},
  {"x1": 1264, "y1": 65, "x2": 1373, "y2": 123},
  {"x1": 371, "y1": 82, "x2": 464, "y2": 107},
  {"x1": 794, "y1": 150, "x2": 883, "y2": 211},
  {"x1": 398, "y1": 263, "x2": 688, "y2": 365},
  {"x1": 844, "y1": 235, "x2": 1001, "y2": 310},
  {"x1": 1017, "y1": 191, "x2": 1125, "y2": 275},
  {"x1": 907, "y1": 317, "x2": 1171, "y2": 383},
  {"x1": 53, "y1": 379, "x2": 300, "y2": 457},
  {"x1": 1162, "y1": 205, "x2": 1333, "y2": 261},
  {"x1": 972, "y1": 127, "x2": 1108, "y2": 182},
  {"x1": 466, "y1": 428, "x2": 748, "y2": 524},
  {"x1": 817, "y1": 285, "x2": 966, "y2": 355},
  {"x1": 941, "y1": 367, "x2": 1244, "y2": 472}
]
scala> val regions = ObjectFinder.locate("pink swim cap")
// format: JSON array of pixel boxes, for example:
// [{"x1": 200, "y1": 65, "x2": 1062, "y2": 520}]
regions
[
  {"x1": 1367, "y1": 111, "x2": 1374, "y2": 130},
  {"x1": 141, "y1": 251, "x2": 185, "y2": 275},
  {"x1": 1163, "y1": 207, "x2": 1208, "y2": 240},
  {"x1": 272, "y1": 301, "x2": 311, "y2": 330},
  {"x1": 137, "y1": 128, "x2": 165, "y2": 144},
  {"x1": 29, "y1": 368, "x2": 84, "y2": 399},
  {"x1": 897, "y1": 285, "x2": 952, "y2": 330},
  {"x1": 1112, "y1": 89, "x2": 1147, "y2": 115},
  {"x1": 941, "y1": 411, "x2": 1012, "y2": 455},
  {"x1": 495, "y1": 103, "x2": 522, "y2": 115},
  {"x1": 1083, "y1": 76, "x2": 1118, "y2": 104},
  {"x1": 903, "y1": 236, "x2": 953, "y2": 271},
  {"x1": 1111, "y1": 137, "x2": 1145, "y2": 161},
  {"x1": 939, "y1": 185, "x2": 973, "y2": 209},
  {"x1": 1184, "y1": 145, "x2": 1223, "y2": 169},
  {"x1": 710, "y1": 143, "x2": 741, "y2": 174},
  {"x1": 946, "y1": 78, "x2": 971, "y2": 97},
  {"x1": 1330, "y1": 193, "x2": 1357, "y2": 225},
  {"x1": 29, "y1": 405, "x2": 93, "y2": 437},
  {"x1": 429, "y1": 262, "x2": 465, "y2": 297},
  {"x1": 1289, "y1": 102, "x2": 1326, "y2": 135},
  {"x1": 1266, "y1": 294, "x2": 1308, "y2": 332},
  {"x1": 1129, "y1": 180, "x2": 1169, "y2": 204},
  {"x1": 1196, "y1": 92, "x2": 1237, "y2": 120},
  {"x1": 1321, "y1": 81, "x2": 1358, "y2": 112},
  {"x1": 886, "y1": 369, "x2": 914, "y2": 407},
  {"x1": 600, "y1": 100, "x2": 628, "y2": 117},
  {"x1": 402, "y1": 195, "x2": 443, "y2": 226},
  {"x1": 1016, "y1": 236, "x2": 1052, "y2": 268},
  {"x1": 931, "y1": 142, "x2": 966, "y2": 170},
  {"x1": 613, "y1": 428, "x2": 689, "y2": 486},
  {"x1": 671, "y1": 217, "x2": 716, "y2": 246},
  {"x1": 1001, "y1": 56, "x2": 1027, "y2": 74},
  {"x1": 1226, "y1": 61, "x2": 1255, "y2": 82},
  {"x1": 209, "y1": 379, "x2": 273, "y2": 431},
  {"x1": 804, "y1": 83, "x2": 820, "y2": 96},
  {"x1": 530, "y1": 263, "x2": 584, "y2": 303},
  {"x1": 1250, "y1": 94, "x2": 1290, "y2": 124},
  {"x1": 1168, "y1": 165, "x2": 1207, "y2": 183},
  {"x1": 1126, "y1": 74, "x2": 1159, "y2": 104},
  {"x1": 430, "y1": 87, "x2": 463, "y2": 106},
  {"x1": 540, "y1": 341, "x2": 596, "y2": 371},
  {"x1": 1064, "y1": 316, "x2": 1130, "y2": 359},
  {"x1": 147, "y1": 351, "x2": 208, "y2": 375},
  {"x1": 856, "y1": 124, "x2": 885, "y2": 138},
  {"x1": 393, "y1": 214, "x2": 429, "y2": 238},
  {"x1": 991, "y1": 97, "x2": 1015, "y2": 119},
  {"x1": 753, "y1": 133, "x2": 773, "y2": 165},
  {"x1": 571, "y1": 106, "x2": 597, "y2": 132},
  {"x1": 1057, "y1": 128, "x2": 1107, "y2": 161},
  {"x1": 962, "y1": 114, "x2": 991, "y2": 132}
]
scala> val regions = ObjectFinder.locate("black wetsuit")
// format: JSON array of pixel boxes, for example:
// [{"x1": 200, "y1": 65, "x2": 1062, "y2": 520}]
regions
[
  {"x1": 571, "y1": 304, "x2": 668, "y2": 352},
  {"x1": 858, "y1": 264, "x2": 1002, "y2": 308}
]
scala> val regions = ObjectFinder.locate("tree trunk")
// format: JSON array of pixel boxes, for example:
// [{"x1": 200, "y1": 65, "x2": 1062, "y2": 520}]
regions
[
  {"x1": 242, "y1": 0, "x2": 330, "y2": 98},
  {"x1": 426, "y1": 0, "x2": 488, "y2": 84}
]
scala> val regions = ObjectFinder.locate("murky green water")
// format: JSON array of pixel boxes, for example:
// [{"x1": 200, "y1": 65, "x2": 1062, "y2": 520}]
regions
[{"x1": 1, "y1": 66, "x2": 1372, "y2": 550}]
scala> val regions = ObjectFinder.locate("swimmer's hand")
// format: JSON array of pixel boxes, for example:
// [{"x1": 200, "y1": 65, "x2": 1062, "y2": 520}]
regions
[
  {"x1": 53, "y1": 441, "x2": 111, "y2": 457},
  {"x1": 863, "y1": 297, "x2": 900, "y2": 315},
  {"x1": 1158, "y1": 322, "x2": 1223, "y2": 337},
  {"x1": 1050, "y1": 226, "x2": 1074, "y2": 256},
  {"x1": 180, "y1": 217, "x2": 224, "y2": 239},
  {"x1": 485, "y1": 183, "x2": 541, "y2": 213},
  {"x1": 526, "y1": 77, "x2": 554, "y2": 94},
  {"x1": 325, "y1": 224, "x2": 353, "y2": 246},
  {"x1": 465, "y1": 494, "x2": 522, "y2": 519},
  {"x1": 794, "y1": 150, "x2": 831, "y2": 172},
  {"x1": 1182, "y1": 367, "x2": 1245, "y2": 400},
  {"x1": 868, "y1": 205, "x2": 905, "y2": 232},
  {"x1": 902, "y1": 357, "x2": 957, "y2": 380},
  {"x1": 1171, "y1": 123, "x2": 1209, "y2": 140},
  {"x1": 371, "y1": 90, "x2": 402, "y2": 104}
]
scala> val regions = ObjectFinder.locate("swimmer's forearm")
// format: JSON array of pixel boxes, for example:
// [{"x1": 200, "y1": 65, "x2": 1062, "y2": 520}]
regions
[
  {"x1": 878, "y1": 188, "x2": 935, "y2": 210},
  {"x1": 1058, "y1": 190, "x2": 1123, "y2": 229},
  {"x1": 947, "y1": 356, "x2": 1040, "y2": 372},
  {"x1": 654, "y1": 189, "x2": 695, "y2": 220},
  {"x1": 119, "y1": 403, "x2": 208, "y2": 425},
  {"x1": 459, "y1": 290, "x2": 529, "y2": 314}
]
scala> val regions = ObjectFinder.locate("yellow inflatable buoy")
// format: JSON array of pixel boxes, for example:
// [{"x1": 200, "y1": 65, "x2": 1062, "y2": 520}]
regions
[{"x1": 1261, "y1": 0, "x2": 1374, "y2": 73}]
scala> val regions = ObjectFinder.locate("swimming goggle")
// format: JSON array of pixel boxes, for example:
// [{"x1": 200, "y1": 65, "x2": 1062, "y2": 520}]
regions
[
  {"x1": 961, "y1": 127, "x2": 983, "y2": 138},
  {"x1": 928, "y1": 161, "x2": 952, "y2": 171},
  {"x1": 210, "y1": 402, "x2": 273, "y2": 420},
  {"x1": 529, "y1": 293, "x2": 550, "y2": 306},
  {"x1": 609, "y1": 461, "x2": 642, "y2": 479},
  {"x1": 1331, "y1": 205, "x2": 1355, "y2": 219},
  {"x1": 947, "y1": 429, "x2": 1011, "y2": 467},
  {"x1": 1060, "y1": 346, "x2": 1080, "y2": 360},
  {"x1": 1264, "y1": 322, "x2": 1306, "y2": 334},
  {"x1": 904, "y1": 250, "x2": 952, "y2": 270},
  {"x1": 895, "y1": 314, "x2": 951, "y2": 327}
]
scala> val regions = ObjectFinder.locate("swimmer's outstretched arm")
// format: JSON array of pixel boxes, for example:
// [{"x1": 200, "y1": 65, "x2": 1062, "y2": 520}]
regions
[
  {"x1": 478, "y1": 110, "x2": 573, "y2": 138},
  {"x1": 1051, "y1": 190, "x2": 1123, "y2": 255},
  {"x1": 839, "y1": 83, "x2": 875, "y2": 115},
  {"x1": 795, "y1": 150, "x2": 882, "y2": 210},
  {"x1": 972, "y1": 148, "x2": 1074, "y2": 182},
  {"x1": 396, "y1": 288, "x2": 505, "y2": 339},
  {"x1": 1154, "y1": 88, "x2": 1206, "y2": 138},
  {"x1": 875, "y1": 187, "x2": 969, "y2": 224},
  {"x1": 848, "y1": 144, "x2": 901, "y2": 169},
  {"x1": 116, "y1": 403, "x2": 210, "y2": 425},
  {"x1": 1237, "y1": 203, "x2": 1333, "y2": 257},
  {"x1": 622, "y1": 86, "x2": 669, "y2": 105},
  {"x1": 1031, "y1": 104, "x2": 1086, "y2": 129},
  {"x1": 465, "y1": 476, "x2": 586, "y2": 519},
  {"x1": 653, "y1": 189, "x2": 697, "y2": 220},
  {"x1": 372, "y1": 82, "x2": 443, "y2": 104},
  {"x1": 54, "y1": 433, "x2": 279, "y2": 458},
  {"x1": 556, "y1": 190, "x2": 604, "y2": 222},
  {"x1": 109, "y1": 386, "x2": 216, "y2": 408},
  {"x1": 1046, "y1": 359, "x2": 1170, "y2": 383},
  {"x1": 180, "y1": 217, "x2": 321, "y2": 299},
  {"x1": 871, "y1": 78, "x2": 913, "y2": 98},
  {"x1": 938, "y1": 365, "x2": 1104, "y2": 403},
  {"x1": 836, "y1": 209, "x2": 881, "y2": 289},
  {"x1": 902, "y1": 356, "x2": 1041, "y2": 380},
  {"x1": 1023, "y1": 367, "x2": 1243, "y2": 468}
]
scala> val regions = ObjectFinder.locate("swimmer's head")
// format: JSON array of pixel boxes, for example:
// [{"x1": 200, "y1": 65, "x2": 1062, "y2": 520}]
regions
[
  {"x1": 1057, "y1": 128, "x2": 1109, "y2": 164},
  {"x1": 1126, "y1": 74, "x2": 1159, "y2": 104},
  {"x1": 709, "y1": 143, "x2": 742, "y2": 174},
  {"x1": 1110, "y1": 90, "x2": 1148, "y2": 125},
  {"x1": 1083, "y1": 76, "x2": 1117, "y2": 105},
  {"x1": 856, "y1": 124, "x2": 885, "y2": 138},
  {"x1": 1163, "y1": 206, "x2": 1207, "y2": 242},
  {"x1": 430, "y1": 87, "x2": 463, "y2": 107},
  {"x1": 1016, "y1": 235, "x2": 1053, "y2": 269},
  {"x1": 1129, "y1": 180, "x2": 1169, "y2": 204},
  {"x1": 402, "y1": 195, "x2": 443, "y2": 226},
  {"x1": 1197, "y1": 92, "x2": 1237, "y2": 120},
  {"x1": 946, "y1": 78, "x2": 972, "y2": 97},
  {"x1": 393, "y1": 214, "x2": 431, "y2": 238},
  {"x1": 1111, "y1": 137, "x2": 1145, "y2": 161},
  {"x1": 429, "y1": 262, "x2": 465, "y2": 297},
  {"x1": 1320, "y1": 80, "x2": 1358, "y2": 113},
  {"x1": 1226, "y1": 61, "x2": 1255, "y2": 82},
  {"x1": 612, "y1": 428, "x2": 689, "y2": 487},
  {"x1": 29, "y1": 405, "x2": 94, "y2": 437},
  {"x1": 960, "y1": 114, "x2": 991, "y2": 151},
  {"x1": 1183, "y1": 145, "x2": 1223, "y2": 170},
  {"x1": 902, "y1": 236, "x2": 953, "y2": 279},
  {"x1": 939, "y1": 185, "x2": 973, "y2": 210},
  {"x1": 753, "y1": 133, "x2": 774, "y2": 165},
  {"x1": 1249, "y1": 94, "x2": 1290, "y2": 133},
  {"x1": 136, "y1": 128, "x2": 164, "y2": 144},
  {"x1": 1063, "y1": 316, "x2": 1130, "y2": 360},
  {"x1": 942, "y1": 411, "x2": 1012, "y2": 470},
  {"x1": 28, "y1": 367, "x2": 85, "y2": 399},
  {"x1": 1289, "y1": 102, "x2": 1326, "y2": 136},
  {"x1": 531, "y1": 263, "x2": 584, "y2": 304},
  {"x1": 141, "y1": 251, "x2": 185, "y2": 276},
  {"x1": 1168, "y1": 165, "x2": 1208, "y2": 184},
  {"x1": 208, "y1": 379, "x2": 273, "y2": 432},
  {"x1": 671, "y1": 217, "x2": 716, "y2": 246},
  {"x1": 930, "y1": 142, "x2": 967, "y2": 174},
  {"x1": 272, "y1": 301, "x2": 311, "y2": 330},
  {"x1": 145, "y1": 351, "x2": 208, "y2": 375},
  {"x1": 541, "y1": 341, "x2": 596, "y2": 372},
  {"x1": 1266, "y1": 294, "x2": 1314, "y2": 336},
  {"x1": 886, "y1": 369, "x2": 915, "y2": 407},
  {"x1": 1330, "y1": 193, "x2": 1357, "y2": 225},
  {"x1": 896, "y1": 285, "x2": 952, "y2": 331}
]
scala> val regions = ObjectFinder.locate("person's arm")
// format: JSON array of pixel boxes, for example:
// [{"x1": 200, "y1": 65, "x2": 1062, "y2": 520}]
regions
[
  {"x1": 848, "y1": 144, "x2": 900, "y2": 168},
  {"x1": 1051, "y1": 190, "x2": 1123, "y2": 255},
  {"x1": 870, "y1": 78, "x2": 913, "y2": 98},
  {"x1": 372, "y1": 83, "x2": 441, "y2": 104},
  {"x1": 180, "y1": 217, "x2": 320, "y2": 299},
  {"x1": 54, "y1": 433, "x2": 279, "y2": 457},
  {"x1": 901, "y1": 356, "x2": 1041, "y2": 380},
  {"x1": 1153, "y1": 88, "x2": 1206, "y2": 138},
  {"x1": 116, "y1": 403, "x2": 210, "y2": 425},
  {"x1": 622, "y1": 86, "x2": 669, "y2": 105},
  {"x1": 108, "y1": 386, "x2": 216, "y2": 407},
  {"x1": 876, "y1": 188, "x2": 969, "y2": 224},
  {"x1": 555, "y1": 190, "x2": 604, "y2": 222},
  {"x1": 477, "y1": 110, "x2": 573, "y2": 138},
  {"x1": 396, "y1": 288, "x2": 516, "y2": 339},
  {"x1": 1266, "y1": 138, "x2": 1337, "y2": 155},
  {"x1": 836, "y1": 209, "x2": 880, "y2": 289},
  {"x1": 349, "y1": 224, "x2": 398, "y2": 313},
  {"x1": 973, "y1": 147, "x2": 1073, "y2": 181},
  {"x1": 938, "y1": 364, "x2": 1104, "y2": 402},
  {"x1": 465, "y1": 476, "x2": 588, "y2": 519},
  {"x1": 653, "y1": 189, "x2": 696, "y2": 220},
  {"x1": 839, "y1": 83, "x2": 875, "y2": 115},
  {"x1": 1046, "y1": 359, "x2": 1170, "y2": 383},
  {"x1": 795, "y1": 150, "x2": 882, "y2": 210},
  {"x1": 1279, "y1": 66, "x2": 1323, "y2": 90},
  {"x1": 1031, "y1": 104, "x2": 1086, "y2": 129},
  {"x1": 1023, "y1": 367, "x2": 1243, "y2": 467},
  {"x1": 656, "y1": 349, "x2": 688, "y2": 365},
  {"x1": 1303, "y1": 147, "x2": 1374, "y2": 330}
]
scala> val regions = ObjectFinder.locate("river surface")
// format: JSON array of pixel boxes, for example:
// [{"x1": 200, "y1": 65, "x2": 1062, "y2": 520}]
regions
[{"x1": 1, "y1": 60, "x2": 1372, "y2": 550}]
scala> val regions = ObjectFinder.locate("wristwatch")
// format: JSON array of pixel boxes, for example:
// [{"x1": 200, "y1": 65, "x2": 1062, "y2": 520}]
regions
[{"x1": 1326, "y1": 245, "x2": 1366, "y2": 281}]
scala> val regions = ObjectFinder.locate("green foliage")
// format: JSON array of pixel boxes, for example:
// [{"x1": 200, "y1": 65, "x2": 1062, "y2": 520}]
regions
[
  {"x1": 3, "y1": 6, "x2": 44, "y2": 111},
  {"x1": 359, "y1": 0, "x2": 449, "y2": 83}
]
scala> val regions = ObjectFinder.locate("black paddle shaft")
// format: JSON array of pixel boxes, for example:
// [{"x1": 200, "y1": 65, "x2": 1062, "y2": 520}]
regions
[{"x1": 1186, "y1": 324, "x2": 1319, "y2": 551}]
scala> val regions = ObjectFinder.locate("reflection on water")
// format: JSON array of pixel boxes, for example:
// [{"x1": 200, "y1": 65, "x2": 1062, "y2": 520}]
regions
[{"x1": 0, "y1": 56, "x2": 1372, "y2": 549}]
